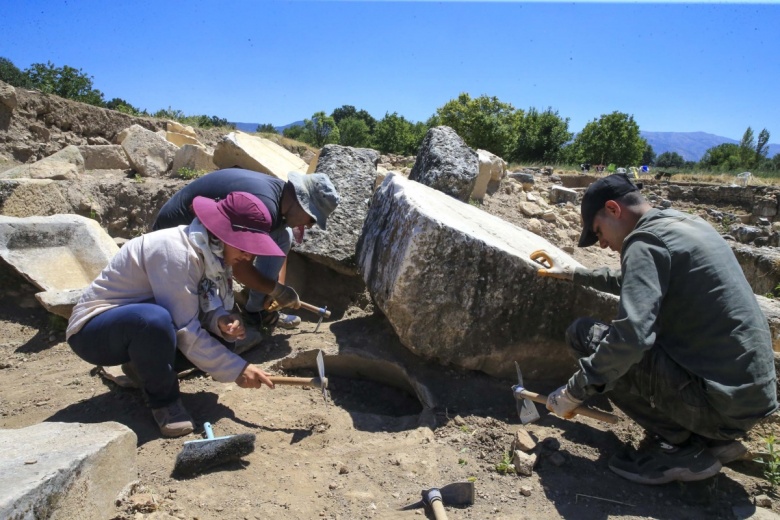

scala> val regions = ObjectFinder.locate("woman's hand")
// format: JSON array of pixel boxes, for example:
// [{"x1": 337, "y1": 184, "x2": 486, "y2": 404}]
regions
[
  {"x1": 235, "y1": 364, "x2": 275, "y2": 389},
  {"x1": 218, "y1": 313, "x2": 246, "y2": 341}
]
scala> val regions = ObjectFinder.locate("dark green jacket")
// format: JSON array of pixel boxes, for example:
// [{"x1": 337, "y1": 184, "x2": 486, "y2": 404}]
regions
[{"x1": 569, "y1": 208, "x2": 778, "y2": 421}]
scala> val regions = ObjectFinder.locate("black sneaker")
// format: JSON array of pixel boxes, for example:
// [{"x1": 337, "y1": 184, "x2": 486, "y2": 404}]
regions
[
  {"x1": 608, "y1": 437, "x2": 722, "y2": 485},
  {"x1": 705, "y1": 439, "x2": 748, "y2": 465},
  {"x1": 245, "y1": 309, "x2": 280, "y2": 333}
]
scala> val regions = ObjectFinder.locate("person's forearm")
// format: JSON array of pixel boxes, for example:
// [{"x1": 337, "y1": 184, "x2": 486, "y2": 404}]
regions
[
  {"x1": 573, "y1": 266, "x2": 622, "y2": 295},
  {"x1": 233, "y1": 260, "x2": 276, "y2": 293}
]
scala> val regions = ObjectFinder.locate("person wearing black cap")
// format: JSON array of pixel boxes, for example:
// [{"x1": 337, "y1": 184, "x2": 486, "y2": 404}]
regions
[
  {"x1": 153, "y1": 168, "x2": 340, "y2": 332},
  {"x1": 529, "y1": 173, "x2": 777, "y2": 485}
]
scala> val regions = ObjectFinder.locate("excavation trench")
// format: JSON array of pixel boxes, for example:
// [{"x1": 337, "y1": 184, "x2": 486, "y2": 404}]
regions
[{"x1": 273, "y1": 350, "x2": 433, "y2": 422}]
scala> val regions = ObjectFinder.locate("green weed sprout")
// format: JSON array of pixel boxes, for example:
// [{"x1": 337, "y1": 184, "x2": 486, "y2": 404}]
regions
[
  {"x1": 755, "y1": 434, "x2": 780, "y2": 488},
  {"x1": 495, "y1": 451, "x2": 515, "y2": 475}
]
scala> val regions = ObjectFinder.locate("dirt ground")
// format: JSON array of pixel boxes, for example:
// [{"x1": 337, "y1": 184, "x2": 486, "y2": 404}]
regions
[{"x1": 1, "y1": 173, "x2": 779, "y2": 519}]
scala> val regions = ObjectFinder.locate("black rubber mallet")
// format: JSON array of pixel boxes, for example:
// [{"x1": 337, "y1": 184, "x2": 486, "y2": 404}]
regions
[{"x1": 173, "y1": 422, "x2": 255, "y2": 477}]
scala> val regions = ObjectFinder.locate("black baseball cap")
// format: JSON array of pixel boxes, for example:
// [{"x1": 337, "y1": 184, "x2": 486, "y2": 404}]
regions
[{"x1": 578, "y1": 173, "x2": 640, "y2": 247}]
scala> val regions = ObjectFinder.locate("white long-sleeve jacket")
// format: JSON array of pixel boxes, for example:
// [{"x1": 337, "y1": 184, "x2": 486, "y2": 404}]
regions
[{"x1": 66, "y1": 225, "x2": 247, "y2": 383}]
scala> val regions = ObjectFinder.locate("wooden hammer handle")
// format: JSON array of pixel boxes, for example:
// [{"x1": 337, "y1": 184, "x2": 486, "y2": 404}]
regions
[
  {"x1": 268, "y1": 376, "x2": 320, "y2": 387},
  {"x1": 520, "y1": 389, "x2": 619, "y2": 424},
  {"x1": 430, "y1": 499, "x2": 448, "y2": 520},
  {"x1": 299, "y1": 301, "x2": 331, "y2": 319}
]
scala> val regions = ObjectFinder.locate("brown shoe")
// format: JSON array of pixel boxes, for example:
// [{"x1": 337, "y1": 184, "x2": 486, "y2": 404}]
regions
[{"x1": 151, "y1": 398, "x2": 194, "y2": 437}]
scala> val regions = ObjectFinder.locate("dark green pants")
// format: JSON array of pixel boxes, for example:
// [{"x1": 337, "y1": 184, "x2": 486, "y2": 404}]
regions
[{"x1": 566, "y1": 318, "x2": 753, "y2": 444}]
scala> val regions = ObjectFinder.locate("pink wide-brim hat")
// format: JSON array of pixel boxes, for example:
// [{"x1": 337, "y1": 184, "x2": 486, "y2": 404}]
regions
[{"x1": 192, "y1": 192, "x2": 284, "y2": 257}]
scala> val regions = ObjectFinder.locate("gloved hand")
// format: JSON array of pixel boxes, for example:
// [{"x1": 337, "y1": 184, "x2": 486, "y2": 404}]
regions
[
  {"x1": 529, "y1": 250, "x2": 574, "y2": 281},
  {"x1": 266, "y1": 282, "x2": 301, "y2": 310},
  {"x1": 546, "y1": 385, "x2": 583, "y2": 419}
]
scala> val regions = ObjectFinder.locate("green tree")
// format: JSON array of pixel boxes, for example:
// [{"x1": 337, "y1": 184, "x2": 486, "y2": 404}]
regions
[
  {"x1": 511, "y1": 107, "x2": 571, "y2": 163},
  {"x1": 256, "y1": 123, "x2": 278, "y2": 133},
  {"x1": 105, "y1": 97, "x2": 145, "y2": 115},
  {"x1": 153, "y1": 107, "x2": 186, "y2": 120},
  {"x1": 301, "y1": 111, "x2": 340, "y2": 147},
  {"x1": 769, "y1": 153, "x2": 780, "y2": 172},
  {"x1": 756, "y1": 128, "x2": 771, "y2": 165},
  {"x1": 641, "y1": 143, "x2": 656, "y2": 166},
  {"x1": 331, "y1": 105, "x2": 377, "y2": 133},
  {"x1": 699, "y1": 143, "x2": 742, "y2": 171},
  {"x1": 0, "y1": 57, "x2": 30, "y2": 87},
  {"x1": 337, "y1": 116, "x2": 372, "y2": 148},
  {"x1": 572, "y1": 111, "x2": 646, "y2": 167},
  {"x1": 374, "y1": 112, "x2": 422, "y2": 155},
  {"x1": 739, "y1": 127, "x2": 756, "y2": 168},
  {"x1": 283, "y1": 125, "x2": 305, "y2": 140},
  {"x1": 24, "y1": 61, "x2": 105, "y2": 106},
  {"x1": 435, "y1": 93, "x2": 522, "y2": 158},
  {"x1": 655, "y1": 151, "x2": 685, "y2": 168}
]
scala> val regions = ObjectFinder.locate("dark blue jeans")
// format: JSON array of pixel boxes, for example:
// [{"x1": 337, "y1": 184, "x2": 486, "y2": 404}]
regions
[
  {"x1": 68, "y1": 303, "x2": 182, "y2": 408},
  {"x1": 566, "y1": 317, "x2": 750, "y2": 444}
]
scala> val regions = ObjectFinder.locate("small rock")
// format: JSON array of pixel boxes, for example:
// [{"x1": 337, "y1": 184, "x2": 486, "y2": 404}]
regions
[
  {"x1": 754, "y1": 494, "x2": 772, "y2": 508},
  {"x1": 512, "y1": 427, "x2": 537, "y2": 452},
  {"x1": 519, "y1": 485, "x2": 533, "y2": 497},
  {"x1": 454, "y1": 415, "x2": 466, "y2": 426},
  {"x1": 512, "y1": 450, "x2": 537, "y2": 476}
]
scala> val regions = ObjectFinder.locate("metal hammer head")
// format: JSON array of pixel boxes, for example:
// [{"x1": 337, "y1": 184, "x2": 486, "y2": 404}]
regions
[
  {"x1": 422, "y1": 481, "x2": 475, "y2": 507},
  {"x1": 512, "y1": 362, "x2": 540, "y2": 424},
  {"x1": 316, "y1": 350, "x2": 329, "y2": 403}
]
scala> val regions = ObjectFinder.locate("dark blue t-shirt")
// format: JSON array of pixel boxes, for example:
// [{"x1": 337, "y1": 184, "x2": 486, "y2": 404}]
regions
[{"x1": 153, "y1": 168, "x2": 286, "y2": 231}]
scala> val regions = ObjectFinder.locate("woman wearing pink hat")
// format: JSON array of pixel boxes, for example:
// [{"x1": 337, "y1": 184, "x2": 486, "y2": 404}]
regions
[{"x1": 66, "y1": 192, "x2": 284, "y2": 437}]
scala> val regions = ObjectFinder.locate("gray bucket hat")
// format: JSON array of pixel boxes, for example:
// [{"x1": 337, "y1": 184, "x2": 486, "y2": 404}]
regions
[{"x1": 287, "y1": 171, "x2": 340, "y2": 230}]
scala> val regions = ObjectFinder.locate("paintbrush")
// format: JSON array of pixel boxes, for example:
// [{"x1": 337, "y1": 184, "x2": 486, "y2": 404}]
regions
[{"x1": 173, "y1": 422, "x2": 255, "y2": 477}]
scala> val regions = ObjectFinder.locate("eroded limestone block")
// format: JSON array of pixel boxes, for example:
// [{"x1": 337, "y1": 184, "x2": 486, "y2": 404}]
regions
[
  {"x1": 78, "y1": 144, "x2": 130, "y2": 170},
  {"x1": 409, "y1": 126, "x2": 478, "y2": 202},
  {"x1": 357, "y1": 173, "x2": 617, "y2": 380},
  {"x1": 212, "y1": 131, "x2": 308, "y2": 180},
  {"x1": 0, "y1": 145, "x2": 84, "y2": 180},
  {"x1": 121, "y1": 124, "x2": 178, "y2": 177},
  {"x1": 0, "y1": 422, "x2": 137, "y2": 520},
  {"x1": 472, "y1": 149, "x2": 506, "y2": 200},
  {"x1": 296, "y1": 145, "x2": 378, "y2": 275},
  {"x1": 171, "y1": 144, "x2": 216, "y2": 174},
  {"x1": 0, "y1": 214, "x2": 118, "y2": 292}
]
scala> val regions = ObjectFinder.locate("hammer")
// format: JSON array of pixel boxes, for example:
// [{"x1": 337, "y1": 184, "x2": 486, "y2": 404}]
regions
[
  {"x1": 299, "y1": 301, "x2": 330, "y2": 332},
  {"x1": 512, "y1": 362, "x2": 619, "y2": 424},
  {"x1": 401, "y1": 481, "x2": 475, "y2": 519},
  {"x1": 268, "y1": 350, "x2": 329, "y2": 403}
]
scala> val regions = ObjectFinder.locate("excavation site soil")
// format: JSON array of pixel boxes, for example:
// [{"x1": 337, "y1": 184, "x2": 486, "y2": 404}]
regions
[{"x1": 1, "y1": 171, "x2": 778, "y2": 520}]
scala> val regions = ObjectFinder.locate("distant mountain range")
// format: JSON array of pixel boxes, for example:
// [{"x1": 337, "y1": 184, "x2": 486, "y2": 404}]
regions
[
  {"x1": 230, "y1": 122, "x2": 779, "y2": 163},
  {"x1": 232, "y1": 121, "x2": 303, "y2": 134},
  {"x1": 641, "y1": 131, "x2": 780, "y2": 163}
]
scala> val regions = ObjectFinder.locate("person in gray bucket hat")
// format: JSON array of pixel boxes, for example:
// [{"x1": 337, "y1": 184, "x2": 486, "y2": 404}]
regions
[
  {"x1": 287, "y1": 171, "x2": 340, "y2": 231},
  {"x1": 153, "y1": 168, "x2": 340, "y2": 332}
]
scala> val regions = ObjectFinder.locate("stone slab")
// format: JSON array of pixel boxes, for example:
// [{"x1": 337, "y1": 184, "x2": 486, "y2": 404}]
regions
[
  {"x1": 357, "y1": 173, "x2": 617, "y2": 381},
  {"x1": 0, "y1": 214, "x2": 118, "y2": 292},
  {"x1": 212, "y1": 131, "x2": 308, "y2": 180},
  {"x1": 0, "y1": 421, "x2": 137, "y2": 520}
]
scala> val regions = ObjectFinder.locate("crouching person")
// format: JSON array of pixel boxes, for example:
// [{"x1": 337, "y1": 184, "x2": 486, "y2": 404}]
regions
[
  {"x1": 532, "y1": 173, "x2": 778, "y2": 484},
  {"x1": 67, "y1": 192, "x2": 282, "y2": 437}
]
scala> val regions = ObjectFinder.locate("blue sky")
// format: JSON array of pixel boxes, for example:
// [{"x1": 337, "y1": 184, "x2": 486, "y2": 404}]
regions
[{"x1": 2, "y1": 1, "x2": 778, "y2": 140}]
